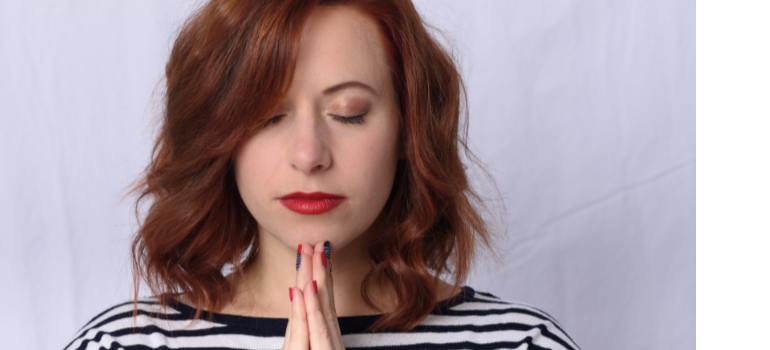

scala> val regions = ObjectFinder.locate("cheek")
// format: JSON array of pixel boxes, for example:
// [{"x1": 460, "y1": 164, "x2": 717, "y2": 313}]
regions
[
  {"x1": 234, "y1": 140, "x2": 279, "y2": 212},
  {"x1": 347, "y1": 123, "x2": 400, "y2": 195}
]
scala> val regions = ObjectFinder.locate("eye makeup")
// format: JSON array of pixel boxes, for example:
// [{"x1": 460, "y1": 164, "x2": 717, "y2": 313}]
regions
[
  {"x1": 263, "y1": 115, "x2": 284, "y2": 128},
  {"x1": 260, "y1": 98, "x2": 372, "y2": 128},
  {"x1": 261, "y1": 111, "x2": 367, "y2": 128},
  {"x1": 328, "y1": 98, "x2": 371, "y2": 124},
  {"x1": 330, "y1": 113, "x2": 366, "y2": 124}
]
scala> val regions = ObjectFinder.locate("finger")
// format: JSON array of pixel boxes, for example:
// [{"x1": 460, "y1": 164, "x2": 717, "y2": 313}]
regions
[
  {"x1": 283, "y1": 289, "x2": 291, "y2": 345},
  {"x1": 295, "y1": 243, "x2": 314, "y2": 291},
  {"x1": 304, "y1": 279, "x2": 334, "y2": 350},
  {"x1": 312, "y1": 241, "x2": 343, "y2": 349},
  {"x1": 282, "y1": 287, "x2": 295, "y2": 347},
  {"x1": 282, "y1": 287, "x2": 309, "y2": 350},
  {"x1": 312, "y1": 241, "x2": 337, "y2": 319}
]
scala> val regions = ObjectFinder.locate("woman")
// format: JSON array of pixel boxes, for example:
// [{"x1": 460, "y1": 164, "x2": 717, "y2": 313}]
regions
[{"x1": 65, "y1": 0, "x2": 580, "y2": 349}]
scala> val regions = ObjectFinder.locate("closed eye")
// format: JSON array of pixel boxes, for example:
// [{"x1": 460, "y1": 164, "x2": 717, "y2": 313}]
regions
[
  {"x1": 262, "y1": 113, "x2": 366, "y2": 128},
  {"x1": 263, "y1": 114, "x2": 285, "y2": 127},
  {"x1": 331, "y1": 114, "x2": 366, "y2": 124}
]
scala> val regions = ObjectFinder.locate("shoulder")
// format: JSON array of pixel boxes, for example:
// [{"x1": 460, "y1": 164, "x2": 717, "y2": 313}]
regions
[
  {"x1": 63, "y1": 297, "x2": 226, "y2": 350},
  {"x1": 421, "y1": 286, "x2": 581, "y2": 350}
]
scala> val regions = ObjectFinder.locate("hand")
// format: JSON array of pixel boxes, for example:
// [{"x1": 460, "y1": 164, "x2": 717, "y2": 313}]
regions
[{"x1": 282, "y1": 242, "x2": 345, "y2": 350}]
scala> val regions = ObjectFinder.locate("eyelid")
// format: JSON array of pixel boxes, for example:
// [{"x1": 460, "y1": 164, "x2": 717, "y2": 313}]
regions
[
  {"x1": 262, "y1": 113, "x2": 366, "y2": 128},
  {"x1": 330, "y1": 113, "x2": 366, "y2": 124},
  {"x1": 262, "y1": 114, "x2": 285, "y2": 127}
]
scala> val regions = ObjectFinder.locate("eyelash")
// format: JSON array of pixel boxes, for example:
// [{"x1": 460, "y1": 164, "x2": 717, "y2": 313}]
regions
[
  {"x1": 263, "y1": 114, "x2": 366, "y2": 127},
  {"x1": 333, "y1": 114, "x2": 366, "y2": 124}
]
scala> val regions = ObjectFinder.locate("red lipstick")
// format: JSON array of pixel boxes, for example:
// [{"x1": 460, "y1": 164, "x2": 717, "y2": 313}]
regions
[{"x1": 279, "y1": 191, "x2": 345, "y2": 215}]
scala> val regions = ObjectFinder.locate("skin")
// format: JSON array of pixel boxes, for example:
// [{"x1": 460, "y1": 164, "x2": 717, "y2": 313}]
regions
[{"x1": 182, "y1": 5, "x2": 457, "y2": 349}]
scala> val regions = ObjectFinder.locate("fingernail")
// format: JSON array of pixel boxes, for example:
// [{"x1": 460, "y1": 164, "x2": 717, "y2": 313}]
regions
[
  {"x1": 296, "y1": 244, "x2": 302, "y2": 271},
  {"x1": 312, "y1": 280, "x2": 318, "y2": 294},
  {"x1": 289, "y1": 287, "x2": 293, "y2": 302},
  {"x1": 323, "y1": 241, "x2": 331, "y2": 260},
  {"x1": 321, "y1": 251, "x2": 328, "y2": 268},
  {"x1": 324, "y1": 241, "x2": 332, "y2": 272}
]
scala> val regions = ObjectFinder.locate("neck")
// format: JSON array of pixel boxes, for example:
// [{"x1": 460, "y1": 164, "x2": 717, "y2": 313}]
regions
[{"x1": 220, "y1": 228, "x2": 396, "y2": 318}]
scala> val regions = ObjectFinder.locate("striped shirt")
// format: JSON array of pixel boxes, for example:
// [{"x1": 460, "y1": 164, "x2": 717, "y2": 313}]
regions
[{"x1": 64, "y1": 286, "x2": 580, "y2": 350}]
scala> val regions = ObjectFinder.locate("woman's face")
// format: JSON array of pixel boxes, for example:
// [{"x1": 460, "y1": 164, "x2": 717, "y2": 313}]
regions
[{"x1": 234, "y1": 6, "x2": 401, "y2": 252}]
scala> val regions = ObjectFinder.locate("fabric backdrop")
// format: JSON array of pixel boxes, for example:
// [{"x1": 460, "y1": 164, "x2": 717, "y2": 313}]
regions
[{"x1": 0, "y1": 1, "x2": 694, "y2": 349}]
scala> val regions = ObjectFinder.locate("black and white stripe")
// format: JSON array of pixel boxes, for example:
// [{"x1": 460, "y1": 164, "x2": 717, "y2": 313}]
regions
[{"x1": 64, "y1": 286, "x2": 580, "y2": 350}]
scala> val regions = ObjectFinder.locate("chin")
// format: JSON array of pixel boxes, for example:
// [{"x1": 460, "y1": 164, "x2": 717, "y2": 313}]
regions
[{"x1": 282, "y1": 229, "x2": 343, "y2": 248}]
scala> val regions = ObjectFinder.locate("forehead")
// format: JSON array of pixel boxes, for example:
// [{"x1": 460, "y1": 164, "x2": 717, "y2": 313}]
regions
[{"x1": 290, "y1": 5, "x2": 390, "y2": 95}]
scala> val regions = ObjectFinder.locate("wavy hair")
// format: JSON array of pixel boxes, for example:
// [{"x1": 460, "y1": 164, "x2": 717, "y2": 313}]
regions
[{"x1": 131, "y1": 0, "x2": 502, "y2": 332}]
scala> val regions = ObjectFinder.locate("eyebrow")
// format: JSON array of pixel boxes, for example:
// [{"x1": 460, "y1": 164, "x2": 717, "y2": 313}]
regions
[{"x1": 322, "y1": 81, "x2": 379, "y2": 96}]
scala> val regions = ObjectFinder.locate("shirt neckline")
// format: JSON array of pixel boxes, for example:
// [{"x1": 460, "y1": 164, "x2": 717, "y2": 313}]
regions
[{"x1": 167, "y1": 285, "x2": 476, "y2": 333}]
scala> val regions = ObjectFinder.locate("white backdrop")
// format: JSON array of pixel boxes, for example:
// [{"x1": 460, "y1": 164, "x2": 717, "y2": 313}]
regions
[{"x1": 0, "y1": 1, "x2": 694, "y2": 349}]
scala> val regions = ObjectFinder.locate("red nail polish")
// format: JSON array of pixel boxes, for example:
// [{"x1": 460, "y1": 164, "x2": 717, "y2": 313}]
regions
[
  {"x1": 321, "y1": 252, "x2": 327, "y2": 268},
  {"x1": 297, "y1": 244, "x2": 302, "y2": 254},
  {"x1": 289, "y1": 287, "x2": 293, "y2": 302},
  {"x1": 312, "y1": 281, "x2": 318, "y2": 294}
]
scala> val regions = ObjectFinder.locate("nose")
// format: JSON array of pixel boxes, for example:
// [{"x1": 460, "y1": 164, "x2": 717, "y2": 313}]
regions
[{"x1": 289, "y1": 111, "x2": 331, "y2": 175}]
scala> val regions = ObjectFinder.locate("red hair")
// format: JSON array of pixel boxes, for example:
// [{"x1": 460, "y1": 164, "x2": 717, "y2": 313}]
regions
[{"x1": 131, "y1": 0, "x2": 501, "y2": 332}]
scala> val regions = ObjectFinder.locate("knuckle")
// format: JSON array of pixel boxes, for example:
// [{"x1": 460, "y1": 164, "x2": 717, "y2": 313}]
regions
[
  {"x1": 316, "y1": 311, "x2": 331, "y2": 340},
  {"x1": 316, "y1": 324, "x2": 332, "y2": 342},
  {"x1": 324, "y1": 309, "x2": 335, "y2": 321},
  {"x1": 313, "y1": 308, "x2": 326, "y2": 320},
  {"x1": 320, "y1": 331, "x2": 332, "y2": 343},
  {"x1": 294, "y1": 307, "x2": 307, "y2": 322}
]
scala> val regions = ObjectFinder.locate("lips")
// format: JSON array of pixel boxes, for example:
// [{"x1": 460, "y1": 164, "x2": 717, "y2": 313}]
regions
[{"x1": 279, "y1": 192, "x2": 346, "y2": 215}]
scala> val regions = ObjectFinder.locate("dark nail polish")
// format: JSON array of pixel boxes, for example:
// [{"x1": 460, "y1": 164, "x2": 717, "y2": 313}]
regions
[
  {"x1": 324, "y1": 241, "x2": 331, "y2": 272},
  {"x1": 296, "y1": 244, "x2": 302, "y2": 271}
]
